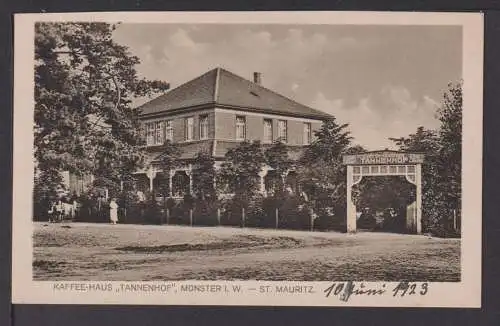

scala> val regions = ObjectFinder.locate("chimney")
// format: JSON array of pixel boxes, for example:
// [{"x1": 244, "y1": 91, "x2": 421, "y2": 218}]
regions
[{"x1": 253, "y1": 72, "x2": 262, "y2": 85}]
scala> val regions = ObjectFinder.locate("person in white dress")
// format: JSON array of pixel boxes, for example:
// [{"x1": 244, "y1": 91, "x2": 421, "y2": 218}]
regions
[{"x1": 109, "y1": 198, "x2": 119, "y2": 225}]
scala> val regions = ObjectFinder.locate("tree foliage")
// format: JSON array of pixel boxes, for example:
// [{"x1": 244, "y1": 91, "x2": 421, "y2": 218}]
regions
[
  {"x1": 34, "y1": 22, "x2": 169, "y2": 196},
  {"x1": 297, "y1": 118, "x2": 356, "y2": 217},
  {"x1": 390, "y1": 82, "x2": 462, "y2": 235},
  {"x1": 155, "y1": 140, "x2": 181, "y2": 197},
  {"x1": 192, "y1": 151, "x2": 217, "y2": 200},
  {"x1": 437, "y1": 82, "x2": 462, "y2": 211},
  {"x1": 157, "y1": 140, "x2": 181, "y2": 173},
  {"x1": 264, "y1": 141, "x2": 293, "y2": 191},
  {"x1": 389, "y1": 127, "x2": 441, "y2": 219},
  {"x1": 301, "y1": 118, "x2": 353, "y2": 163},
  {"x1": 218, "y1": 141, "x2": 266, "y2": 200}
]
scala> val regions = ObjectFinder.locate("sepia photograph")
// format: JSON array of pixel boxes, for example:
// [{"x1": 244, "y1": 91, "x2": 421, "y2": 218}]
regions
[{"x1": 12, "y1": 11, "x2": 483, "y2": 306}]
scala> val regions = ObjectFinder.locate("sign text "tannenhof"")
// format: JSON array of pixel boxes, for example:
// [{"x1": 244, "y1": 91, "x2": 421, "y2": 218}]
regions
[{"x1": 342, "y1": 152, "x2": 424, "y2": 165}]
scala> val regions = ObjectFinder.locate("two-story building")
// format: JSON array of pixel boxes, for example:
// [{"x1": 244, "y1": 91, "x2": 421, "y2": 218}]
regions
[{"x1": 134, "y1": 67, "x2": 333, "y2": 198}]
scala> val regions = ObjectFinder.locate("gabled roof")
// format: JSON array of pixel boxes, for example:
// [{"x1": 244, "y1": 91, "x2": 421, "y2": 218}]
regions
[{"x1": 138, "y1": 67, "x2": 332, "y2": 120}]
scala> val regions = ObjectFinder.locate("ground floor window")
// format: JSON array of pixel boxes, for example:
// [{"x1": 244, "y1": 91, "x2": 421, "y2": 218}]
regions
[
  {"x1": 265, "y1": 170, "x2": 280, "y2": 195},
  {"x1": 172, "y1": 171, "x2": 190, "y2": 197},
  {"x1": 285, "y1": 171, "x2": 299, "y2": 194},
  {"x1": 134, "y1": 175, "x2": 149, "y2": 193},
  {"x1": 153, "y1": 172, "x2": 170, "y2": 197}
]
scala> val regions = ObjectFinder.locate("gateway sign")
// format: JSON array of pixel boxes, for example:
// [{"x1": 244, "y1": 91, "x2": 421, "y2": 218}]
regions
[{"x1": 343, "y1": 152, "x2": 424, "y2": 165}]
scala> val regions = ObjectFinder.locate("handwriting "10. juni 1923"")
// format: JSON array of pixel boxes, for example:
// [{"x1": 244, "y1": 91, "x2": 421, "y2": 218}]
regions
[{"x1": 324, "y1": 281, "x2": 429, "y2": 302}]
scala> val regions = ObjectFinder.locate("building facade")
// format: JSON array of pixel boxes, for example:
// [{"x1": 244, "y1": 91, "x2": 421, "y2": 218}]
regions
[{"x1": 135, "y1": 68, "x2": 333, "y2": 197}]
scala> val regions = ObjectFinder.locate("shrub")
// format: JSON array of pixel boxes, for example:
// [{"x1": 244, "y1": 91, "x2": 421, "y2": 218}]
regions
[
  {"x1": 244, "y1": 195, "x2": 267, "y2": 228},
  {"x1": 260, "y1": 192, "x2": 313, "y2": 230},
  {"x1": 143, "y1": 197, "x2": 162, "y2": 225},
  {"x1": 277, "y1": 194, "x2": 310, "y2": 230},
  {"x1": 168, "y1": 196, "x2": 193, "y2": 225},
  {"x1": 219, "y1": 198, "x2": 244, "y2": 227},
  {"x1": 33, "y1": 196, "x2": 51, "y2": 222},
  {"x1": 193, "y1": 199, "x2": 220, "y2": 226},
  {"x1": 424, "y1": 207, "x2": 461, "y2": 238},
  {"x1": 75, "y1": 193, "x2": 110, "y2": 223},
  {"x1": 261, "y1": 196, "x2": 280, "y2": 228},
  {"x1": 312, "y1": 207, "x2": 346, "y2": 232},
  {"x1": 116, "y1": 190, "x2": 140, "y2": 224}
]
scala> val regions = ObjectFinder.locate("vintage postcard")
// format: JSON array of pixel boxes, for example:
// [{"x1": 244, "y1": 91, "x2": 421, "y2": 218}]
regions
[{"x1": 12, "y1": 11, "x2": 483, "y2": 307}]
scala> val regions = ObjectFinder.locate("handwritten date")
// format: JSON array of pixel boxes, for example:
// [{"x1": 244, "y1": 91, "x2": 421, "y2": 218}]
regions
[
  {"x1": 324, "y1": 281, "x2": 428, "y2": 302},
  {"x1": 392, "y1": 281, "x2": 428, "y2": 297}
]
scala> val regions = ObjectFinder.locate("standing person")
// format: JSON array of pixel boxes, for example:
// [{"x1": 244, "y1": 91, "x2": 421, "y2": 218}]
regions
[{"x1": 109, "y1": 198, "x2": 119, "y2": 225}]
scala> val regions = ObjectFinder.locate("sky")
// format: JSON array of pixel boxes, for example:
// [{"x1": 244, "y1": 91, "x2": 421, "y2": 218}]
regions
[{"x1": 113, "y1": 23, "x2": 462, "y2": 150}]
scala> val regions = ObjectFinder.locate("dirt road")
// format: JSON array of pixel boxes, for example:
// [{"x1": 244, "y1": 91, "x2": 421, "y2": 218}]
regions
[{"x1": 33, "y1": 222, "x2": 460, "y2": 281}]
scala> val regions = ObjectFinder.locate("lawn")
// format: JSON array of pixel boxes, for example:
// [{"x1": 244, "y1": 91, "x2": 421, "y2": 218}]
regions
[{"x1": 33, "y1": 222, "x2": 460, "y2": 281}]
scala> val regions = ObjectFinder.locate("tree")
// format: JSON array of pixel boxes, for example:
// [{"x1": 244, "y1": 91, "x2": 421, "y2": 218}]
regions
[
  {"x1": 156, "y1": 140, "x2": 181, "y2": 197},
  {"x1": 192, "y1": 151, "x2": 217, "y2": 200},
  {"x1": 301, "y1": 117, "x2": 352, "y2": 163},
  {"x1": 217, "y1": 141, "x2": 266, "y2": 227},
  {"x1": 437, "y1": 82, "x2": 462, "y2": 216},
  {"x1": 218, "y1": 141, "x2": 266, "y2": 198},
  {"x1": 264, "y1": 141, "x2": 293, "y2": 192},
  {"x1": 297, "y1": 118, "x2": 355, "y2": 219},
  {"x1": 389, "y1": 82, "x2": 462, "y2": 235},
  {"x1": 390, "y1": 127, "x2": 448, "y2": 233},
  {"x1": 34, "y1": 22, "x2": 169, "y2": 199},
  {"x1": 389, "y1": 127, "x2": 441, "y2": 221}
]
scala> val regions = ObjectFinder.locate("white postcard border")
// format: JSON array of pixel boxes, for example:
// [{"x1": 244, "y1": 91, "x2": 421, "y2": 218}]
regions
[{"x1": 12, "y1": 11, "x2": 484, "y2": 307}]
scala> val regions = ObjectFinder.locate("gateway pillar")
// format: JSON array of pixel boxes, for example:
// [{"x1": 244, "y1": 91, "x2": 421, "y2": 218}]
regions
[{"x1": 346, "y1": 165, "x2": 357, "y2": 233}]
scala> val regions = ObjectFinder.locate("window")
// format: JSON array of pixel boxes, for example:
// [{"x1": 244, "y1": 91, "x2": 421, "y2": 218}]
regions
[
  {"x1": 172, "y1": 171, "x2": 190, "y2": 197},
  {"x1": 236, "y1": 116, "x2": 246, "y2": 140},
  {"x1": 146, "y1": 123, "x2": 154, "y2": 146},
  {"x1": 278, "y1": 120, "x2": 287, "y2": 143},
  {"x1": 185, "y1": 117, "x2": 194, "y2": 141},
  {"x1": 303, "y1": 122, "x2": 312, "y2": 145},
  {"x1": 263, "y1": 119, "x2": 273, "y2": 143},
  {"x1": 146, "y1": 121, "x2": 163, "y2": 146},
  {"x1": 155, "y1": 121, "x2": 163, "y2": 144},
  {"x1": 165, "y1": 120, "x2": 173, "y2": 142},
  {"x1": 199, "y1": 114, "x2": 209, "y2": 140}
]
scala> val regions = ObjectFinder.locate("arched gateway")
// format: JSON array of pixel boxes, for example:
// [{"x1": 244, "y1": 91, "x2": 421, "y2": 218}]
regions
[{"x1": 342, "y1": 150, "x2": 424, "y2": 234}]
